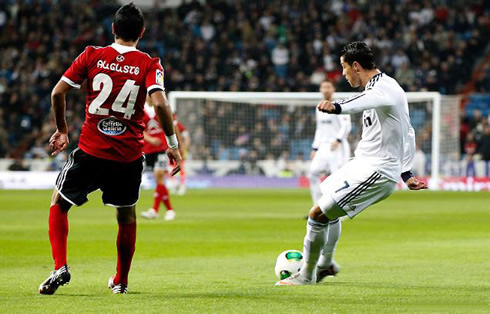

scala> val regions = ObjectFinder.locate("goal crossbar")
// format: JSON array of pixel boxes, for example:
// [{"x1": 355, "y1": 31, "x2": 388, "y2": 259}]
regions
[{"x1": 169, "y1": 91, "x2": 443, "y2": 187}]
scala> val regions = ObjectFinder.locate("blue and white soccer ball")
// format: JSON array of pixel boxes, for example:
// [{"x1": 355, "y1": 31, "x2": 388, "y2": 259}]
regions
[{"x1": 274, "y1": 250, "x2": 304, "y2": 280}]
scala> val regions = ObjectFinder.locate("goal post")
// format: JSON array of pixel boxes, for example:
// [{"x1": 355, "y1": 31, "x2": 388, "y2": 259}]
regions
[{"x1": 168, "y1": 91, "x2": 460, "y2": 190}]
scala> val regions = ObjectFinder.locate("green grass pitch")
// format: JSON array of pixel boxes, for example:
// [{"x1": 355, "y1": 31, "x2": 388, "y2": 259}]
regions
[{"x1": 0, "y1": 189, "x2": 489, "y2": 313}]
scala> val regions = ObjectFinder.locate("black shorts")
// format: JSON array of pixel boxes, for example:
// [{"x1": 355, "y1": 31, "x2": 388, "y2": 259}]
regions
[
  {"x1": 55, "y1": 148, "x2": 145, "y2": 207},
  {"x1": 144, "y1": 151, "x2": 168, "y2": 171}
]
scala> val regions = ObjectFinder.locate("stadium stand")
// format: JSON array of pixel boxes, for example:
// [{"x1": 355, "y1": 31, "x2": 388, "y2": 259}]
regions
[{"x1": 0, "y1": 0, "x2": 488, "y2": 175}]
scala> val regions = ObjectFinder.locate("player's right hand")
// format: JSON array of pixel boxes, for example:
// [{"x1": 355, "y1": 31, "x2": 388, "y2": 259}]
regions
[
  {"x1": 49, "y1": 131, "x2": 69, "y2": 156},
  {"x1": 317, "y1": 100, "x2": 335, "y2": 113},
  {"x1": 166, "y1": 147, "x2": 182, "y2": 176}
]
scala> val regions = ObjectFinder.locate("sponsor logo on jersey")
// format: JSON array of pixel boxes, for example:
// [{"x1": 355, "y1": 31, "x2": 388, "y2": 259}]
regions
[
  {"x1": 116, "y1": 55, "x2": 125, "y2": 62},
  {"x1": 97, "y1": 116, "x2": 127, "y2": 136},
  {"x1": 97, "y1": 60, "x2": 140, "y2": 75},
  {"x1": 156, "y1": 69, "x2": 164, "y2": 87}
]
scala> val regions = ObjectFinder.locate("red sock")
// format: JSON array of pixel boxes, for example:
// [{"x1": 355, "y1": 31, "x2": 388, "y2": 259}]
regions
[
  {"x1": 114, "y1": 221, "x2": 136, "y2": 286},
  {"x1": 180, "y1": 167, "x2": 186, "y2": 185},
  {"x1": 154, "y1": 183, "x2": 172, "y2": 211},
  {"x1": 48, "y1": 204, "x2": 69, "y2": 270}
]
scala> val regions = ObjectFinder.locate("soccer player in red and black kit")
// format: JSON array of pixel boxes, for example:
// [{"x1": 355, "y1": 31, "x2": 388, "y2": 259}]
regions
[
  {"x1": 39, "y1": 3, "x2": 182, "y2": 295},
  {"x1": 140, "y1": 98, "x2": 176, "y2": 220}
]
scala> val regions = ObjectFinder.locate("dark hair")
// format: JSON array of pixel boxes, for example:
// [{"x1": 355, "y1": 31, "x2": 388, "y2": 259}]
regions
[
  {"x1": 113, "y1": 3, "x2": 144, "y2": 42},
  {"x1": 340, "y1": 42, "x2": 377, "y2": 70}
]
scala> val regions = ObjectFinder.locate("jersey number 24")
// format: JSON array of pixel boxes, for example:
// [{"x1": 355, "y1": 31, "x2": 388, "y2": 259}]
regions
[{"x1": 89, "y1": 73, "x2": 139, "y2": 119}]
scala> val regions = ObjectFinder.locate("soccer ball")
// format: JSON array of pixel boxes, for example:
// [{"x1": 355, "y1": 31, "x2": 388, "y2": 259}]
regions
[{"x1": 274, "y1": 250, "x2": 304, "y2": 280}]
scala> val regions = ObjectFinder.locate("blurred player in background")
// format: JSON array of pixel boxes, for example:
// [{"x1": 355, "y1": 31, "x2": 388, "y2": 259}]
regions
[
  {"x1": 276, "y1": 42, "x2": 426, "y2": 286},
  {"x1": 39, "y1": 3, "x2": 181, "y2": 295},
  {"x1": 140, "y1": 98, "x2": 176, "y2": 221},
  {"x1": 309, "y1": 79, "x2": 351, "y2": 205},
  {"x1": 171, "y1": 114, "x2": 190, "y2": 195}
]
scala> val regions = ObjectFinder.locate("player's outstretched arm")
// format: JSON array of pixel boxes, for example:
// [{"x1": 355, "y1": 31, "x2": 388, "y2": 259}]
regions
[
  {"x1": 318, "y1": 89, "x2": 390, "y2": 115},
  {"x1": 49, "y1": 80, "x2": 72, "y2": 156},
  {"x1": 150, "y1": 90, "x2": 182, "y2": 176}
]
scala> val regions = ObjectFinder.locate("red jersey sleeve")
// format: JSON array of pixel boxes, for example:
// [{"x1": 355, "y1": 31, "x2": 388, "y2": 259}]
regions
[
  {"x1": 61, "y1": 47, "x2": 90, "y2": 89},
  {"x1": 146, "y1": 58, "x2": 165, "y2": 95},
  {"x1": 177, "y1": 122, "x2": 186, "y2": 132}
]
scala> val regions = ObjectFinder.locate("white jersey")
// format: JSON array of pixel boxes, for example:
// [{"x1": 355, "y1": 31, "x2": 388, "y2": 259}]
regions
[
  {"x1": 335, "y1": 72, "x2": 415, "y2": 182},
  {"x1": 312, "y1": 109, "x2": 351, "y2": 150}
]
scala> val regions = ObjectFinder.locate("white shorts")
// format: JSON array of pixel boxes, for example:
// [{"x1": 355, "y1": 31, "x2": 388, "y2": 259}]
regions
[
  {"x1": 310, "y1": 143, "x2": 349, "y2": 175},
  {"x1": 319, "y1": 158, "x2": 396, "y2": 219}
]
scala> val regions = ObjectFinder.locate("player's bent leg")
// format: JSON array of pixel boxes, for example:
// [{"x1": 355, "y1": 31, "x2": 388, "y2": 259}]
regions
[
  {"x1": 276, "y1": 205, "x2": 328, "y2": 286},
  {"x1": 317, "y1": 221, "x2": 342, "y2": 283},
  {"x1": 314, "y1": 195, "x2": 344, "y2": 283},
  {"x1": 317, "y1": 193, "x2": 347, "y2": 221},
  {"x1": 40, "y1": 189, "x2": 73, "y2": 295},
  {"x1": 112, "y1": 206, "x2": 136, "y2": 294},
  {"x1": 50, "y1": 188, "x2": 72, "y2": 268}
]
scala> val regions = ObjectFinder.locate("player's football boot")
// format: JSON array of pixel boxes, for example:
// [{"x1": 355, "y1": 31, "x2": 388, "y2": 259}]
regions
[
  {"x1": 39, "y1": 264, "x2": 71, "y2": 295},
  {"x1": 316, "y1": 261, "x2": 340, "y2": 283},
  {"x1": 164, "y1": 209, "x2": 176, "y2": 221},
  {"x1": 141, "y1": 208, "x2": 159, "y2": 219},
  {"x1": 108, "y1": 277, "x2": 128, "y2": 294},
  {"x1": 275, "y1": 273, "x2": 315, "y2": 286}
]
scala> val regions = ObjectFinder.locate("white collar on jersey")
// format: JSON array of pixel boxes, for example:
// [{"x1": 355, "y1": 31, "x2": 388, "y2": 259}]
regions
[{"x1": 111, "y1": 43, "x2": 138, "y2": 54}]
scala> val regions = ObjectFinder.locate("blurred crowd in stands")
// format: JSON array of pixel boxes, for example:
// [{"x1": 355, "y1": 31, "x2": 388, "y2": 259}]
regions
[{"x1": 0, "y1": 0, "x2": 489, "y2": 174}]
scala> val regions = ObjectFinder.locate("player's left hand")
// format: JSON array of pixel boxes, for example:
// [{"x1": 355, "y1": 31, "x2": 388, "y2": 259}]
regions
[
  {"x1": 166, "y1": 147, "x2": 182, "y2": 176},
  {"x1": 405, "y1": 177, "x2": 428, "y2": 190},
  {"x1": 317, "y1": 100, "x2": 335, "y2": 113},
  {"x1": 330, "y1": 140, "x2": 339, "y2": 151},
  {"x1": 49, "y1": 131, "x2": 69, "y2": 156}
]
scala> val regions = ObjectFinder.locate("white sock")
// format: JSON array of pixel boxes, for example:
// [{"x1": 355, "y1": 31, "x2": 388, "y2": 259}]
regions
[
  {"x1": 299, "y1": 218, "x2": 327, "y2": 280},
  {"x1": 308, "y1": 172, "x2": 323, "y2": 204},
  {"x1": 318, "y1": 219, "x2": 341, "y2": 269}
]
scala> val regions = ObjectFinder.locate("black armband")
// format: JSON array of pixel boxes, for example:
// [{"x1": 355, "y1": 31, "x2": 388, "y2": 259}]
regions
[
  {"x1": 401, "y1": 171, "x2": 413, "y2": 182},
  {"x1": 336, "y1": 139, "x2": 342, "y2": 143},
  {"x1": 312, "y1": 148, "x2": 318, "y2": 151},
  {"x1": 333, "y1": 102, "x2": 342, "y2": 114}
]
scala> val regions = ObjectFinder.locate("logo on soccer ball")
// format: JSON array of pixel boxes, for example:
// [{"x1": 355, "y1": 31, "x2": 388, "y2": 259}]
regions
[
  {"x1": 156, "y1": 69, "x2": 164, "y2": 87},
  {"x1": 97, "y1": 116, "x2": 127, "y2": 136},
  {"x1": 116, "y1": 55, "x2": 125, "y2": 62}
]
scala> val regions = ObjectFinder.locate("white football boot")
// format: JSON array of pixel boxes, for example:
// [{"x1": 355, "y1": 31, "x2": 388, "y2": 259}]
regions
[
  {"x1": 275, "y1": 272, "x2": 315, "y2": 286},
  {"x1": 141, "y1": 208, "x2": 159, "y2": 219},
  {"x1": 164, "y1": 210, "x2": 176, "y2": 221},
  {"x1": 108, "y1": 277, "x2": 128, "y2": 294}
]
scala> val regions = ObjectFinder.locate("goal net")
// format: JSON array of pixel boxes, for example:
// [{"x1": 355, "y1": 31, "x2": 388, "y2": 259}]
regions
[{"x1": 169, "y1": 92, "x2": 461, "y2": 190}]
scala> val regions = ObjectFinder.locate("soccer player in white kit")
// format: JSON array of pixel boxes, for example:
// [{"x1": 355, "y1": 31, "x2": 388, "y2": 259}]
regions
[
  {"x1": 309, "y1": 80, "x2": 351, "y2": 205},
  {"x1": 276, "y1": 42, "x2": 427, "y2": 286}
]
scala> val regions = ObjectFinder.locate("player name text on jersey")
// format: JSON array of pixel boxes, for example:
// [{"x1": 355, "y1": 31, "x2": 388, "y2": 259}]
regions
[{"x1": 97, "y1": 60, "x2": 140, "y2": 75}]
